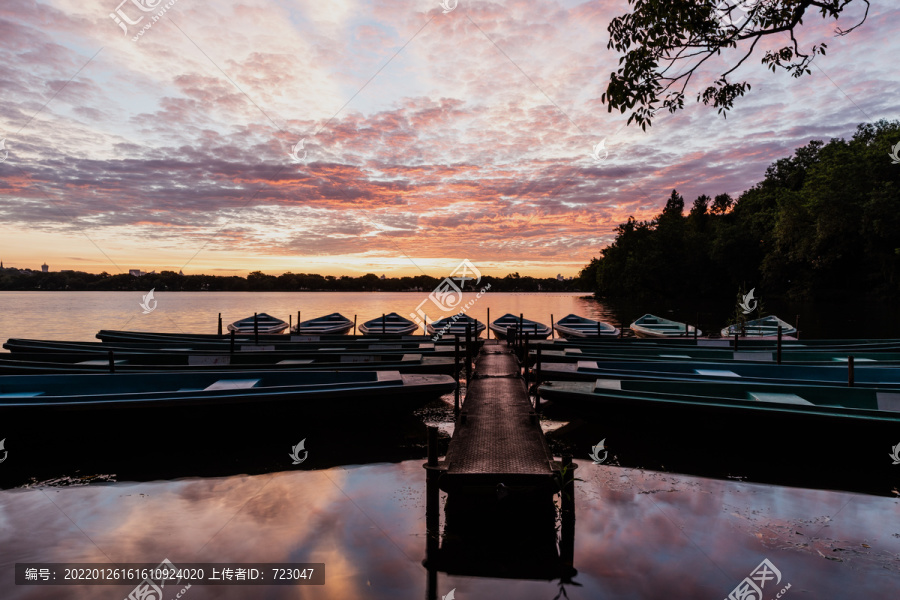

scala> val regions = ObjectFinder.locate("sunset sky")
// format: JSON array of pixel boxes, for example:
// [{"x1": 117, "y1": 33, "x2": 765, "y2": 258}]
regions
[{"x1": 0, "y1": 0, "x2": 896, "y2": 278}]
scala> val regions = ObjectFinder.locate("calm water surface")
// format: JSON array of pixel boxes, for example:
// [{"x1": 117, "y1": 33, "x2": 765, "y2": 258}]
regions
[{"x1": 0, "y1": 292, "x2": 899, "y2": 598}]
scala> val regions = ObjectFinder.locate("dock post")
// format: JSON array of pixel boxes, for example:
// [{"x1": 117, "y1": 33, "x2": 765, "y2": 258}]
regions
[
  {"x1": 353, "y1": 314, "x2": 357, "y2": 335},
  {"x1": 108, "y1": 350, "x2": 115, "y2": 374},
  {"x1": 523, "y1": 334, "x2": 530, "y2": 382},
  {"x1": 465, "y1": 322, "x2": 472, "y2": 383},
  {"x1": 848, "y1": 356, "x2": 855, "y2": 387},
  {"x1": 427, "y1": 425, "x2": 438, "y2": 467},
  {"x1": 297, "y1": 311, "x2": 301, "y2": 332},
  {"x1": 217, "y1": 313, "x2": 222, "y2": 335},
  {"x1": 486, "y1": 307, "x2": 490, "y2": 340},
  {"x1": 519, "y1": 314, "x2": 524, "y2": 347},
  {"x1": 550, "y1": 314, "x2": 555, "y2": 339},
  {"x1": 425, "y1": 425, "x2": 440, "y2": 593},
  {"x1": 561, "y1": 454, "x2": 575, "y2": 514},
  {"x1": 694, "y1": 314, "x2": 698, "y2": 340},
  {"x1": 733, "y1": 332, "x2": 739, "y2": 352},
  {"x1": 535, "y1": 345, "x2": 542, "y2": 409},
  {"x1": 288, "y1": 315, "x2": 291, "y2": 332},
  {"x1": 795, "y1": 314, "x2": 801, "y2": 340},
  {"x1": 776, "y1": 326, "x2": 783, "y2": 364},
  {"x1": 382, "y1": 313, "x2": 386, "y2": 335},
  {"x1": 423, "y1": 315, "x2": 427, "y2": 337},
  {"x1": 454, "y1": 337, "x2": 461, "y2": 414},
  {"x1": 254, "y1": 312, "x2": 259, "y2": 344},
  {"x1": 230, "y1": 329, "x2": 235, "y2": 354}
]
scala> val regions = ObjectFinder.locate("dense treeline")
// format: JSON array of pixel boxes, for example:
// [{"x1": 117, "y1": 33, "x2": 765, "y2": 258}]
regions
[
  {"x1": 0, "y1": 268, "x2": 580, "y2": 293},
  {"x1": 580, "y1": 120, "x2": 900, "y2": 304}
]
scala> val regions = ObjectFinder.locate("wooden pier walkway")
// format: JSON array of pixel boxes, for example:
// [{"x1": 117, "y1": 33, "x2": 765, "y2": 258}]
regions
[{"x1": 433, "y1": 339, "x2": 562, "y2": 495}]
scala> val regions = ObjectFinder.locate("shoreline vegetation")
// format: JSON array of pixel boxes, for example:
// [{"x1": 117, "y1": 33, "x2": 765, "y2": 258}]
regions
[
  {"x1": 0, "y1": 270, "x2": 582, "y2": 293},
  {"x1": 580, "y1": 121, "x2": 900, "y2": 306}
]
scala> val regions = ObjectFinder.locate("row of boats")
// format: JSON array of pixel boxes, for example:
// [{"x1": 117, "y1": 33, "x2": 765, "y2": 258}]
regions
[{"x1": 228, "y1": 311, "x2": 798, "y2": 340}]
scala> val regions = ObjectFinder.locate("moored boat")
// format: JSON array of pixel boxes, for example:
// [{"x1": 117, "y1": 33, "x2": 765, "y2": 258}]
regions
[
  {"x1": 426, "y1": 314, "x2": 486, "y2": 340},
  {"x1": 0, "y1": 370, "x2": 456, "y2": 412},
  {"x1": 538, "y1": 359, "x2": 900, "y2": 387},
  {"x1": 630, "y1": 314, "x2": 700, "y2": 338},
  {"x1": 553, "y1": 314, "x2": 619, "y2": 338},
  {"x1": 227, "y1": 313, "x2": 289, "y2": 335},
  {"x1": 489, "y1": 314, "x2": 552, "y2": 340},
  {"x1": 720, "y1": 315, "x2": 796, "y2": 338},
  {"x1": 290, "y1": 312, "x2": 354, "y2": 335},
  {"x1": 358, "y1": 313, "x2": 418, "y2": 336}
]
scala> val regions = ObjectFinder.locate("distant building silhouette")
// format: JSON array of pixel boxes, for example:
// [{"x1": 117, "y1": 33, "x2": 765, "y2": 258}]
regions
[
  {"x1": 129, "y1": 269, "x2": 143, "y2": 277},
  {"x1": 41, "y1": 263, "x2": 49, "y2": 273}
]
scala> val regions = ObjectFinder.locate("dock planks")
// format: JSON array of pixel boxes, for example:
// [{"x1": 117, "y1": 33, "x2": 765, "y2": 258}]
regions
[{"x1": 437, "y1": 340, "x2": 559, "y2": 493}]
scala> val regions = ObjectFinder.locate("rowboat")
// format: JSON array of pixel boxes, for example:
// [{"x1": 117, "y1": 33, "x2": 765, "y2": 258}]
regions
[
  {"x1": 0, "y1": 353, "x2": 457, "y2": 375},
  {"x1": 530, "y1": 347, "x2": 900, "y2": 366},
  {"x1": 489, "y1": 314, "x2": 551, "y2": 340},
  {"x1": 0, "y1": 370, "x2": 456, "y2": 412},
  {"x1": 538, "y1": 360, "x2": 900, "y2": 387},
  {"x1": 426, "y1": 314, "x2": 486, "y2": 340},
  {"x1": 538, "y1": 378, "x2": 900, "y2": 416},
  {"x1": 630, "y1": 314, "x2": 700, "y2": 338},
  {"x1": 720, "y1": 315, "x2": 796, "y2": 338},
  {"x1": 2, "y1": 339, "x2": 467, "y2": 357},
  {"x1": 290, "y1": 312, "x2": 354, "y2": 335},
  {"x1": 358, "y1": 313, "x2": 418, "y2": 336},
  {"x1": 553, "y1": 314, "x2": 619, "y2": 338},
  {"x1": 537, "y1": 377, "x2": 899, "y2": 494},
  {"x1": 227, "y1": 313, "x2": 289, "y2": 334}
]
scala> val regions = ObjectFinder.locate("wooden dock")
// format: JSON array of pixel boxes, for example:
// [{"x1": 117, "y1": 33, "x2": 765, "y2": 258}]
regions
[
  {"x1": 423, "y1": 337, "x2": 577, "y2": 594},
  {"x1": 430, "y1": 339, "x2": 564, "y2": 495}
]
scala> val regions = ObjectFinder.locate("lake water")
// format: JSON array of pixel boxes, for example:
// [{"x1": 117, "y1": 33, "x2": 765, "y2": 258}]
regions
[
  {"x1": 0, "y1": 291, "x2": 613, "y2": 342},
  {"x1": 0, "y1": 292, "x2": 899, "y2": 599}
]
